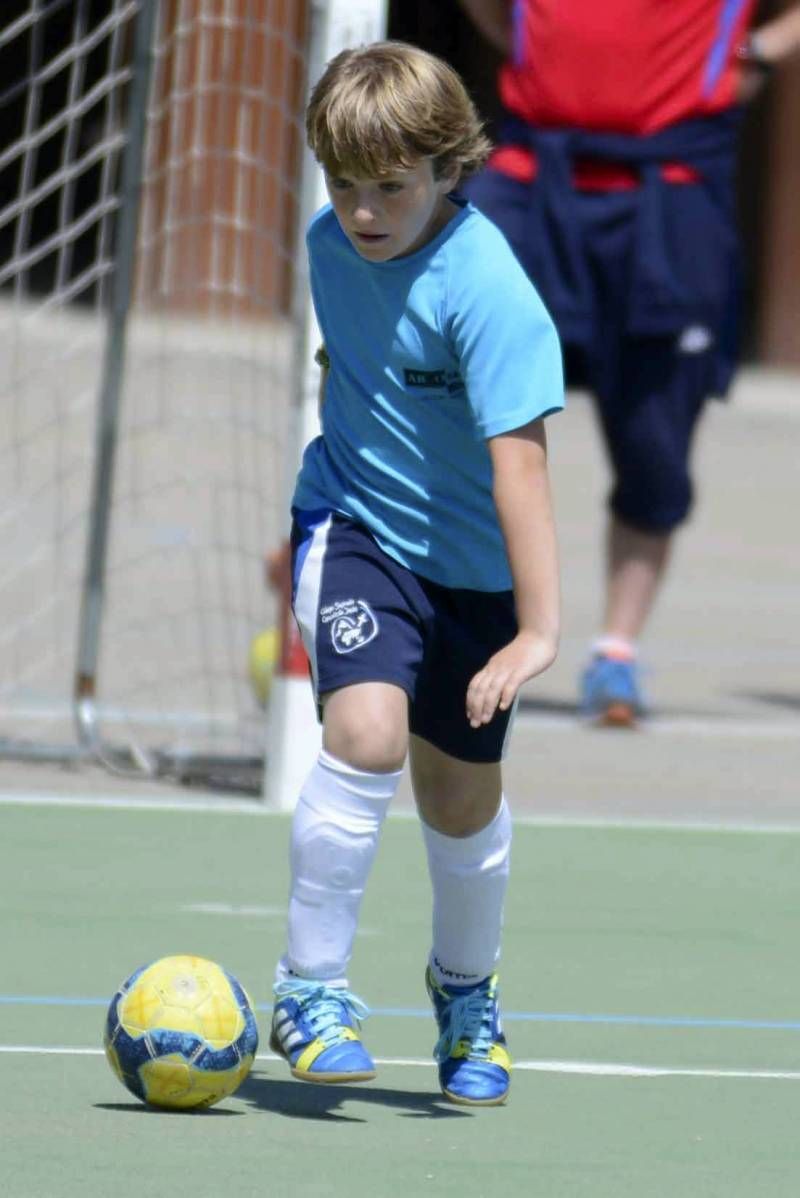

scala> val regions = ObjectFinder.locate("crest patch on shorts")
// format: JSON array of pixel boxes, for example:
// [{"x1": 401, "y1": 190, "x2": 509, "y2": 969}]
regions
[{"x1": 321, "y1": 598, "x2": 379, "y2": 654}]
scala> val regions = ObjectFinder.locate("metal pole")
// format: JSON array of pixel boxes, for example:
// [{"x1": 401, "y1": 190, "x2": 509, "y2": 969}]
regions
[
  {"x1": 262, "y1": 0, "x2": 389, "y2": 808},
  {"x1": 74, "y1": 0, "x2": 158, "y2": 753}
]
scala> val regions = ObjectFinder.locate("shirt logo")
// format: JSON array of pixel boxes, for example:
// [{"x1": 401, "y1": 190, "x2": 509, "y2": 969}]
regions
[
  {"x1": 404, "y1": 368, "x2": 446, "y2": 388},
  {"x1": 403, "y1": 367, "x2": 465, "y2": 396},
  {"x1": 321, "y1": 598, "x2": 379, "y2": 654}
]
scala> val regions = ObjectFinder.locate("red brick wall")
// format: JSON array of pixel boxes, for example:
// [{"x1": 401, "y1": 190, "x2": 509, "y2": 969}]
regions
[{"x1": 137, "y1": 0, "x2": 308, "y2": 317}]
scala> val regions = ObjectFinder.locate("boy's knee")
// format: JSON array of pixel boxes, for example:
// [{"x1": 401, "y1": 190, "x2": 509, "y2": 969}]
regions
[
  {"x1": 423, "y1": 793, "x2": 498, "y2": 838},
  {"x1": 412, "y1": 756, "x2": 502, "y2": 837},
  {"x1": 322, "y1": 683, "x2": 409, "y2": 773},
  {"x1": 324, "y1": 712, "x2": 407, "y2": 773}
]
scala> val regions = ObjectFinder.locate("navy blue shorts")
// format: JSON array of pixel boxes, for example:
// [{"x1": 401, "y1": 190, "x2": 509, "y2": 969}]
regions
[
  {"x1": 465, "y1": 171, "x2": 718, "y2": 532},
  {"x1": 290, "y1": 510, "x2": 519, "y2": 763}
]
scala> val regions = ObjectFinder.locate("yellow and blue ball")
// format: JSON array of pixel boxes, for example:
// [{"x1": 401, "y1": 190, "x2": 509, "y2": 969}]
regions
[{"x1": 104, "y1": 954, "x2": 259, "y2": 1109}]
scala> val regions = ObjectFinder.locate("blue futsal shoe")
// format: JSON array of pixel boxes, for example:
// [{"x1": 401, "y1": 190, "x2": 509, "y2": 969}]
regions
[
  {"x1": 580, "y1": 653, "x2": 645, "y2": 727},
  {"x1": 426, "y1": 967, "x2": 511, "y2": 1106},
  {"x1": 270, "y1": 978, "x2": 376, "y2": 1083}
]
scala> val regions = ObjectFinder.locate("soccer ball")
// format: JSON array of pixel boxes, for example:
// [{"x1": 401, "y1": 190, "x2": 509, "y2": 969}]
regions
[
  {"x1": 247, "y1": 626, "x2": 281, "y2": 707},
  {"x1": 104, "y1": 955, "x2": 259, "y2": 1109}
]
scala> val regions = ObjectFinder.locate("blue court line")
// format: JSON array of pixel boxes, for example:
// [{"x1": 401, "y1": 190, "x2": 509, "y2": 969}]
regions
[
  {"x1": 2, "y1": 995, "x2": 800, "y2": 1032},
  {"x1": 372, "y1": 1009, "x2": 800, "y2": 1032}
]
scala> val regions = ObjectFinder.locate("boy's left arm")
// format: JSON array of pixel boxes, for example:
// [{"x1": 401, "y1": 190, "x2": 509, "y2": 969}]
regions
[{"x1": 466, "y1": 418, "x2": 560, "y2": 729}]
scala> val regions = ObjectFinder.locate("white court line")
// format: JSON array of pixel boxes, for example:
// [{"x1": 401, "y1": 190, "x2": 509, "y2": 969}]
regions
[
  {"x1": 181, "y1": 902, "x2": 287, "y2": 917},
  {"x1": 2, "y1": 790, "x2": 800, "y2": 835},
  {"x1": 0, "y1": 792, "x2": 267, "y2": 815},
  {"x1": 179, "y1": 902, "x2": 379, "y2": 935},
  {"x1": 2, "y1": 1045, "x2": 800, "y2": 1081}
]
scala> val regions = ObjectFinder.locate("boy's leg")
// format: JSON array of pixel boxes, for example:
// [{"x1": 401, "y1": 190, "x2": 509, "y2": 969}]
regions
[
  {"x1": 271, "y1": 683, "x2": 406, "y2": 1083},
  {"x1": 410, "y1": 736, "x2": 512, "y2": 1106},
  {"x1": 411, "y1": 737, "x2": 507, "y2": 984},
  {"x1": 272, "y1": 512, "x2": 426, "y2": 1083},
  {"x1": 285, "y1": 683, "x2": 407, "y2": 980}
]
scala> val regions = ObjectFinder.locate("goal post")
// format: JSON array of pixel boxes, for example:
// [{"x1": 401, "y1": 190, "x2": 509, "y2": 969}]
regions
[
  {"x1": 74, "y1": 0, "x2": 159, "y2": 763},
  {"x1": 0, "y1": 0, "x2": 386, "y2": 797},
  {"x1": 263, "y1": 0, "x2": 389, "y2": 810}
]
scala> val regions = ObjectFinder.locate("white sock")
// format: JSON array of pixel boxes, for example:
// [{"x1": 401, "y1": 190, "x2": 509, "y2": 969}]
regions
[
  {"x1": 279, "y1": 749, "x2": 401, "y2": 985},
  {"x1": 592, "y1": 635, "x2": 636, "y2": 660},
  {"x1": 421, "y1": 797, "x2": 512, "y2": 988}
]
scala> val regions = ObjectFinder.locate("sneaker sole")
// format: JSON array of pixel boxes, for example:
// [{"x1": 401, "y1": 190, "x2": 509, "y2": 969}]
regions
[
  {"x1": 270, "y1": 1032, "x2": 376, "y2": 1084},
  {"x1": 442, "y1": 1086, "x2": 509, "y2": 1107},
  {"x1": 597, "y1": 701, "x2": 638, "y2": 728},
  {"x1": 290, "y1": 1066, "x2": 376, "y2": 1084}
]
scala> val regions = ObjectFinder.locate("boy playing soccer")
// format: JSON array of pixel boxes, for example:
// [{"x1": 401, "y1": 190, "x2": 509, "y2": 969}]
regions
[{"x1": 269, "y1": 41, "x2": 563, "y2": 1107}]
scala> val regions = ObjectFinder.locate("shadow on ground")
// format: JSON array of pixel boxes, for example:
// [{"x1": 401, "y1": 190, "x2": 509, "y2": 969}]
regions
[
  {"x1": 93, "y1": 1102, "x2": 243, "y2": 1116},
  {"x1": 236, "y1": 1069, "x2": 471, "y2": 1122}
]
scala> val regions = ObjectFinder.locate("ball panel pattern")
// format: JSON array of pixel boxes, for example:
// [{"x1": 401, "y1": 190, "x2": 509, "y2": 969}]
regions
[{"x1": 103, "y1": 955, "x2": 259, "y2": 1109}]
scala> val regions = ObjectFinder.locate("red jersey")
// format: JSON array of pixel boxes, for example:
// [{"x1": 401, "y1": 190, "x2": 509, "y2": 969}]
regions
[{"x1": 501, "y1": 0, "x2": 759, "y2": 135}]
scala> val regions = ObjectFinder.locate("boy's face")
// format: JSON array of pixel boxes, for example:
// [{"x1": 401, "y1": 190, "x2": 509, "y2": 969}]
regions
[{"x1": 325, "y1": 159, "x2": 458, "y2": 262}]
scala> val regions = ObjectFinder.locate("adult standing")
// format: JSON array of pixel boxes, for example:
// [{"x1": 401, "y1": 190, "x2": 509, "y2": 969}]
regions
[{"x1": 459, "y1": 0, "x2": 800, "y2": 724}]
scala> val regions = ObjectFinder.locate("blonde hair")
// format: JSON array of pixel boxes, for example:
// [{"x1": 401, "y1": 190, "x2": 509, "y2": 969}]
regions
[{"x1": 306, "y1": 41, "x2": 491, "y2": 182}]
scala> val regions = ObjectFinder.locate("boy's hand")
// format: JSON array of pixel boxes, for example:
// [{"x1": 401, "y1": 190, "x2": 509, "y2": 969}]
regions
[{"x1": 466, "y1": 631, "x2": 557, "y2": 728}]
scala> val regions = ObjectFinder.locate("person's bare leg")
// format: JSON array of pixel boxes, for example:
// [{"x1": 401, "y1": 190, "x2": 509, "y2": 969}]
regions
[
  {"x1": 410, "y1": 735, "x2": 501, "y2": 837},
  {"x1": 583, "y1": 516, "x2": 673, "y2": 726},
  {"x1": 602, "y1": 515, "x2": 672, "y2": 641}
]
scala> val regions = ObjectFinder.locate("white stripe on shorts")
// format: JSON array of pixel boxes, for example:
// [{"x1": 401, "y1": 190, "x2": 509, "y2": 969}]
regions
[{"x1": 293, "y1": 514, "x2": 333, "y2": 698}]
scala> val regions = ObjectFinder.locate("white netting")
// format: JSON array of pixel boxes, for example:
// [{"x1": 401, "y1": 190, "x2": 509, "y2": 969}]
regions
[{"x1": 0, "y1": 0, "x2": 307, "y2": 771}]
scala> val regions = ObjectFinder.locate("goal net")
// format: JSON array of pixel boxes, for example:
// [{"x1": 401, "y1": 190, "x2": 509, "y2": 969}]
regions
[{"x1": 1, "y1": 0, "x2": 384, "y2": 796}]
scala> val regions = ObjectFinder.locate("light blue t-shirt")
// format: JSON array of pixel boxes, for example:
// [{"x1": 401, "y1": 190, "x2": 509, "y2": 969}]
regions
[{"x1": 293, "y1": 200, "x2": 563, "y2": 591}]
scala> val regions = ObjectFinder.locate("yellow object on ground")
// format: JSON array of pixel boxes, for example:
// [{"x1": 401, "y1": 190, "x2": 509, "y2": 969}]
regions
[{"x1": 248, "y1": 626, "x2": 281, "y2": 706}]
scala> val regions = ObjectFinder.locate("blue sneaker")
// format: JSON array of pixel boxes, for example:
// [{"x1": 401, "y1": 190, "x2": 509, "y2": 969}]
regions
[
  {"x1": 426, "y1": 968, "x2": 511, "y2": 1106},
  {"x1": 269, "y1": 979, "x2": 376, "y2": 1083},
  {"x1": 580, "y1": 653, "x2": 644, "y2": 726}
]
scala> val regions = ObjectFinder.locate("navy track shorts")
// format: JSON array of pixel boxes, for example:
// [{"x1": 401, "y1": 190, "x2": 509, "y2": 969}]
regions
[
  {"x1": 466, "y1": 170, "x2": 726, "y2": 532},
  {"x1": 290, "y1": 509, "x2": 519, "y2": 763}
]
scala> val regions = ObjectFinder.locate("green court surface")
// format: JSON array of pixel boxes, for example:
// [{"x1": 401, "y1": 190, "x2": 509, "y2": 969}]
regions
[{"x1": 3, "y1": 801, "x2": 800, "y2": 1198}]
